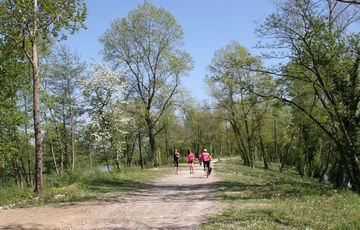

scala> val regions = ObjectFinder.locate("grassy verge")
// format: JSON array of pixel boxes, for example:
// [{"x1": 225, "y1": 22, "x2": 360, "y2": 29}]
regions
[
  {"x1": 0, "y1": 166, "x2": 166, "y2": 208},
  {"x1": 204, "y1": 159, "x2": 360, "y2": 230}
]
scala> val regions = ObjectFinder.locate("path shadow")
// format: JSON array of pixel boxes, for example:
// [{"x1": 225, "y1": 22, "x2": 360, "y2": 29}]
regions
[{"x1": 0, "y1": 223, "x2": 47, "y2": 230}]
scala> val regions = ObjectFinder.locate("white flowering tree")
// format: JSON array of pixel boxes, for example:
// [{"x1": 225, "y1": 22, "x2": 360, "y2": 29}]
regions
[{"x1": 81, "y1": 63, "x2": 132, "y2": 170}]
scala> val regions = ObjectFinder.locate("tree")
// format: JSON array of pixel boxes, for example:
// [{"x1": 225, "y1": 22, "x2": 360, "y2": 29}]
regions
[
  {"x1": 256, "y1": 0, "x2": 360, "y2": 191},
  {"x1": 81, "y1": 64, "x2": 131, "y2": 170},
  {"x1": 0, "y1": 0, "x2": 87, "y2": 196},
  {"x1": 43, "y1": 45, "x2": 85, "y2": 171},
  {"x1": 0, "y1": 39, "x2": 29, "y2": 185},
  {"x1": 207, "y1": 41, "x2": 268, "y2": 168},
  {"x1": 100, "y1": 2, "x2": 193, "y2": 166}
]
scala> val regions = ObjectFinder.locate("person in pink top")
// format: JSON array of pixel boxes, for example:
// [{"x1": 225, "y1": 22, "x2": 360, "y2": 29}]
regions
[
  {"x1": 202, "y1": 149, "x2": 212, "y2": 174},
  {"x1": 187, "y1": 149, "x2": 195, "y2": 174},
  {"x1": 198, "y1": 152, "x2": 203, "y2": 166}
]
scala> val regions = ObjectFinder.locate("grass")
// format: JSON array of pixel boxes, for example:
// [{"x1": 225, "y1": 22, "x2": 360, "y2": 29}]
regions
[
  {"x1": 204, "y1": 159, "x2": 360, "y2": 230},
  {"x1": 0, "y1": 166, "x2": 166, "y2": 208}
]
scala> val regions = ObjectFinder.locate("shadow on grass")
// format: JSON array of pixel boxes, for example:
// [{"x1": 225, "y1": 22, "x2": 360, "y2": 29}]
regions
[
  {"x1": 212, "y1": 181, "x2": 271, "y2": 199},
  {"x1": 212, "y1": 166, "x2": 332, "y2": 201},
  {"x1": 205, "y1": 207, "x2": 305, "y2": 229},
  {"x1": 86, "y1": 178, "x2": 149, "y2": 194}
]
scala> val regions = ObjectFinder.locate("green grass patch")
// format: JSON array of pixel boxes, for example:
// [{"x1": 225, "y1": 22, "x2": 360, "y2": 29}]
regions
[
  {"x1": 0, "y1": 166, "x2": 166, "y2": 208},
  {"x1": 0, "y1": 185, "x2": 34, "y2": 208},
  {"x1": 205, "y1": 159, "x2": 360, "y2": 229}
]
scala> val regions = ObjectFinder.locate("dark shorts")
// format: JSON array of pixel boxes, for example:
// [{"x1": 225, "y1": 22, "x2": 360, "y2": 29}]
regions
[
  {"x1": 174, "y1": 158, "x2": 179, "y2": 166},
  {"x1": 188, "y1": 160, "x2": 193, "y2": 163},
  {"x1": 203, "y1": 161, "x2": 210, "y2": 169}
]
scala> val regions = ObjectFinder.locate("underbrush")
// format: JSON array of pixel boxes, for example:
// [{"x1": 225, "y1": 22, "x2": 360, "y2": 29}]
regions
[
  {"x1": 204, "y1": 159, "x2": 360, "y2": 229},
  {"x1": 0, "y1": 166, "x2": 165, "y2": 208}
]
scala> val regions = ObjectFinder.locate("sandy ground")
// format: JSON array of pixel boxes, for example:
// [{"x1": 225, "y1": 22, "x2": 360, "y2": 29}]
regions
[{"x1": 0, "y1": 162, "x2": 221, "y2": 230}]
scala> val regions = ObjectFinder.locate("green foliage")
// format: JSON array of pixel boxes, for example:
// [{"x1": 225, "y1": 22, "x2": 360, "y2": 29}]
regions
[
  {"x1": 256, "y1": 0, "x2": 360, "y2": 191},
  {"x1": 100, "y1": 2, "x2": 193, "y2": 163},
  {"x1": 207, "y1": 41, "x2": 272, "y2": 167},
  {"x1": 205, "y1": 159, "x2": 360, "y2": 229},
  {"x1": 0, "y1": 0, "x2": 87, "y2": 43},
  {"x1": 0, "y1": 166, "x2": 163, "y2": 208},
  {"x1": 0, "y1": 185, "x2": 34, "y2": 207}
]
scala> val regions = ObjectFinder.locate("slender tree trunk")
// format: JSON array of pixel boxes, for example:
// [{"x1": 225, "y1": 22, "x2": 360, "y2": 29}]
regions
[
  {"x1": 87, "y1": 142, "x2": 93, "y2": 167},
  {"x1": 102, "y1": 144, "x2": 110, "y2": 172},
  {"x1": 25, "y1": 128, "x2": 33, "y2": 186},
  {"x1": 164, "y1": 126, "x2": 169, "y2": 161},
  {"x1": 115, "y1": 148, "x2": 120, "y2": 170},
  {"x1": 225, "y1": 123, "x2": 232, "y2": 160},
  {"x1": 19, "y1": 151, "x2": 31, "y2": 187},
  {"x1": 12, "y1": 157, "x2": 21, "y2": 187},
  {"x1": 139, "y1": 132, "x2": 144, "y2": 170},
  {"x1": 273, "y1": 116, "x2": 281, "y2": 170},
  {"x1": 244, "y1": 119, "x2": 254, "y2": 168},
  {"x1": 31, "y1": 0, "x2": 43, "y2": 195},
  {"x1": 70, "y1": 115, "x2": 75, "y2": 171},
  {"x1": 15, "y1": 150, "x2": 24, "y2": 187},
  {"x1": 62, "y1": 107, "x2": 70, "y2": 169},
  {"x1": 23, "y1": 93, "x2": 33, "y2": 186},
  {"x1": 320, "y1": 142, "x2": 332, "y2": 182},
  {"x1": 126, "y1": 135, "x2": 136, "y2": 167},
  {"x1": 43, "y1": 110, "x2": 60, "y2": 176},
  {"x1": 196, "y1": 124, "x2": 201, "y2": 154},
  {"x1": 55, "y1": 125, "x2": 65, "y2": 176},
  {"x1": 68, "y1": 88, "x2": 76, "y2": 171},
  {"x1": 259, "y1": 134, "x2": 268, "y2": 169},
  {"x1": 111, "y1": 138, "x2": 120, "y2": 171},
  {"x1": 49, "y1": 137, "x2": 60, "y2": 176},
  {"x1": 280, "y1": 133, "x2": 294, "y2": 173},
  {"x1": 231, "y1": 121, "x2": 249, "y2": 165}
]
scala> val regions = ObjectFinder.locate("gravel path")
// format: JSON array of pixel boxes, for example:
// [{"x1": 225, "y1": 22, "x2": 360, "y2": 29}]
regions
[{"x1": 0, "y1": 162, "x2": 220, "y2": 230}]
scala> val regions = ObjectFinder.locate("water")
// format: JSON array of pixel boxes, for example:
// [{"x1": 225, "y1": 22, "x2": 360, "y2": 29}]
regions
[{"x1": 99, "y1": 165, "x2": 113, "y2": 172}]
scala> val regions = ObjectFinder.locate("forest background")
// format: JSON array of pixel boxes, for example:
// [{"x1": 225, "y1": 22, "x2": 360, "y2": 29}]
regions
[{"x1": 0, "y1": 0, "x2": 360, "y2": 201}]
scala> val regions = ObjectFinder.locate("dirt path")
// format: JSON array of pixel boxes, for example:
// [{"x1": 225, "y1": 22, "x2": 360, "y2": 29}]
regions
[{"x1": 0, "y1": 162, "x2": 220, "y2": 230}]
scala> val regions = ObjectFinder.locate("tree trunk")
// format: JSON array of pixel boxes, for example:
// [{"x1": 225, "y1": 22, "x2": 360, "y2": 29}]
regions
[
  {"x1": 139, "y1": 132, "x2": 144, "y2": 170},
  {"x1": 43, "y1": 110, "x2": 60, "y2": 176},
  {"x1": 320, "y1": 142, "x2": 332, "y2": 182},
  {"x1": 280, "y1": 133, "x2": 294, "y2": 173},
  {"x1": 231, "y1": 121, "x2": 249, "y2": 165},
  {"x1": 87, "y1": 142, "x2": 93, "y2": 167},
  {"x1": 68, "y1": 88, "x2": 76, "y2": 171},
  {"x1": 244, "y1": 118, "x2": 255, "y2": 168},
  {"x1": 49, "y1": 137, "x2": 60, "y2": 176},
  {"x1": 55, "y1": 125, "x2": 65, "y2": 176},
  {"x1": 23, "y1": 94, "x2": 33, "y2": 186},
  {"x1": 62, "y1": 108, "x2": 70, "y2": 169},
  {"x1": 226, "y1": 123, "x2": 232, "y2": 160},
  {"x1": 31, "y1": 4, "x2": 43, "y2": 195},
  {"x1": 259, "y1": 135, "x2": 268, "y2": 169},
  {"x1": 164, "y1": 126, "x2": 169, "y2": 161},
  {"x1": 146, "y1": 118, "x2": 157, "y2": 166},
  {"x1": 126, "y1": 135, "x2": 136, "y2": 167},
  {"x1": 114, "y1": 148, "x2": 121, "y2": 171},
  {"x1": 273, "y1": 116, "x2": 281, "y2": 170},
  {"x1": 102, "y1": 144, "x2": 110, "y2": 172}
]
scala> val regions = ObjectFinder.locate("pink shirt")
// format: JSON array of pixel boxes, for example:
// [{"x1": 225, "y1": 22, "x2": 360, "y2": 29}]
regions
[
  {"x1": 202, "y1": 152, "x2": 211, "y2": 161},
  {"x1": 188, "y1": 152, "x2": 194, "y2": 161}
]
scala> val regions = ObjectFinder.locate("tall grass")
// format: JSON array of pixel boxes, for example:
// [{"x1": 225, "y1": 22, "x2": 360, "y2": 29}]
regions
[
  {"x1": 0, "y1": 166, "x2": 165, "y2": 208},
  {"x1": 205, "y1": 159, "x2": 360, "y2": 229}
]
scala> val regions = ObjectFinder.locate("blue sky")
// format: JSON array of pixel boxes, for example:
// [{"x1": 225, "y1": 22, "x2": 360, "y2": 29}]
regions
[{"x1": 62, "y1": 0, "x2": 276, "y2": 101}]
